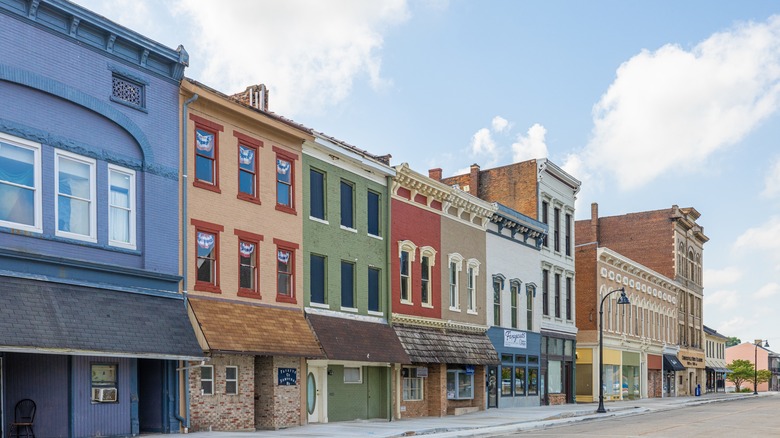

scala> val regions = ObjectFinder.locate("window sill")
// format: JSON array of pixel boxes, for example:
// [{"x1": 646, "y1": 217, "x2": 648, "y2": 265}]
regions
[
  {"x1": 193, "y1": 180, "x2": 221, "y2": 194},
  {"x1": 367, "y1": 310, "x2": 383, "y2": 317},
  {"x1": 237, "y1": 193, "x2": 261, "y2": 205},
  {"x1": 467, "y1": 309, "x2": 478, "y2": 315},
  {"x1": 340, "y1": 306, "x2": 359, "y2": 313},
  {"x1": 368, "y1": 233, "x2": 383, "y2": 240},
  {"x1": 55, "y1": 230, "x2": 97, "y2": 244},
  {"x1": 194, "y1": 283, "x2": 221, "y2": 294},
  {"x1": 340, "y1": 225, "x2": 357, "y2": 233},
  {"x1": 0, "y1": 221, "x2": 41, "y2": 234},
  {"x1": 421, "y1": 303, "x2": 434, "y2": 309},
  {"x1": 275, "y1": 204, "x2": 297, "y2": 215},
  {"x1": 276, "y1": 294, "x2": 297, "y2": 304},
  {"x1": 108, "y1": 240, "x2": 137, "y2": 251},
  {"x1": 309, "y1": 302, "x2": 330, "y2": 309},
  {"x1": 309, "y1": 216, "x2": 329, "y2": 225},
  {"x1": 400, "y1": 300, "x2": 414, "y2": 306},
  {"x1": 237, "y1": 289, "x2": 261, "y2": 299},
  {"x1": 449, "y1": 306, "x2": 461, "y2": 312}
]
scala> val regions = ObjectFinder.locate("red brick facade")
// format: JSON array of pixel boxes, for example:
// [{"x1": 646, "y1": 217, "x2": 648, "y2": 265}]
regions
[{"x1": 189, "y1": 354, "x2": 255, "y2": 431}]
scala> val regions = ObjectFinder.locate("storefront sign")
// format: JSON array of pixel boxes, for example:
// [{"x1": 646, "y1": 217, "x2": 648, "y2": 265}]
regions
[
  {"x1": 465, "y1": 365, "x2": 475, "y2": 375},
  {"x1": 278, "y1": 368, "x2": 297, "y2": 386},
  {"x1": 681, "y1": 355, "x2": 704, "y2": 368},
  {"x1": 416, "y1": 367, "x2": 428, "y2": 378},
  {"x1": 504, "y1": 330, "x2": 527, "y2": 349}
]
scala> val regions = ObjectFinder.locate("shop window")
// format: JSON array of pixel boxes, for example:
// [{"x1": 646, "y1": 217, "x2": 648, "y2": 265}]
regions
[
  {"x1": 402, "y1": 367, "x2": 425, "y2": 401},
  {"x1": 91, "y1": 363, "x2": 118, "y2": 403},
  {"x1": 527, "y1": 368, "x2": 538, "y2": 395},
  {"x1": 225, "y1": 366, "x2": 238, "y2": 395},
  {"x1": 344, "y1": 367, "x2": 362, "y2": 384},
  {"x1": 201, "y1": 365, "x2": 214, "y2": 395},
  {"x1": 501, "y1": 367, "x2": 512, "y2": 396},
  {"x1": 515, "y1": 367, "x2": 526, "y2": 396},
  {"x1": 446, "y1": 368, "x2": 474, "y2": 400},
  {"x1": 0, "y1": 132, "x2": 41, "y2": 233}
]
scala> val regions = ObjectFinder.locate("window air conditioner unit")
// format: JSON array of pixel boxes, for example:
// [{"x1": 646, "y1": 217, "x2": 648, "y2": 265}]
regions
[{"x1": 92, "y1": 387, "x2": 118, "y2": 402}]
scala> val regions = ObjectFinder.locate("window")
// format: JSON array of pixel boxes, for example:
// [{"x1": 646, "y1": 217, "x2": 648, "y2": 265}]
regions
[
  {"x1": 344, "y1": 367, "x2": 362, "y2": 383},
  {"x1": 111, "y1": 74, "x2": 144, "y2": 108},
  {"x1": 501, "y1": 366, "x2": 513, "y2": 396},
  {"x1": 467, "y1": 260, "x2": 479, "y2": 313},
  {"x1": 225, "y1": 366, "x2": 238, "y2": 395},
  {"x1": 310, "y1": 254, "x2": 327, "y2": 305},
  {"x1": 108, "y1": 165, "x2": 135, "y2": 248},
  {"x1": 191, "y1": 114, "x2": 223, "y2": 192},
  {"x1": 340, "y1": 180, "x2": 354, "y2": 229},
  {"x1": 0, "y1": 133, "x2": 41, "y2": 232},
  {"x1": 91, "y1": 363, "x2": 118, "y2": 403},
  {"x1": 510, "y1": 282, "x2": 519, "y2": 329},
  {"x1": 238, "y1": 144, "x2": 259, "y2": 202},
  {"x1": 565, "y1": 213, "x2": 572, "y2": 256},
  {"x1": 515, "y1": 367, "x2": 526, "y2": 396},
  {"x1": 341, "y1": 260, "x2": 355, "y2": 309},
  {"x1": 193, "y1": 220, "x2": 223, "y2": 293},
  {"x1": 309, "y1": 168, "x2": 326, "y2": 220},
  {"x1": 275, "y1": 239, "x2": 298, "y2": 303},
  {"x1": 446, "y1": 368, "x2": 474, "y2": 400},
  {"x1": 527, "y1": 368, "x2": 539, "y2": 395},
  {"x1": 565, "y1": 277, "x2": 572, "y2": 320},
  {"x1": 526, "y1": 284, "x2": 535, "y2": 330},
  {"x1": 448, "y1": 254, "x2": 463, "y2": 310},
  {"x1": 542, "y1": 269, "x2": 549, "y2": 316},
  {"x1": 541, "y1": 201, "x2": 549, "y2": 247},
  {"x1": 55, "y1": 150, "x2": 96, "y2": 241},
  {"x1": 367, "y1": 190, "x2": 381, "y2": 236},
  {"x1": 201, "y1": 365, "x2": 214, "y2": 395},
  {"x1": 553, "y1": 207, "x2": 560, "y2": 252},
  {"x1": 554, "y1": 273, "x2": 561, "y2": 318},
  {"x1": 235, "y1": 229, "x2": 262, "y2": 298},
  {"x1": 368, "y1": 267, "x2": 381, "y2": 312},
  {"x1": 400, "y1": 250, "x2": 411, "y2": 302},
  {"x1": 402, "y1": 367, "x2": 424, "y2": 401},
  {"x1": 421, "y1": 255, "x2": 430, "y2": 305},
  {"x1": 493, "y1": 278, "x2": 501, "y2": 326},
  {"x1": 274, "y1": 147, "x2": 298, "y2": 214}
]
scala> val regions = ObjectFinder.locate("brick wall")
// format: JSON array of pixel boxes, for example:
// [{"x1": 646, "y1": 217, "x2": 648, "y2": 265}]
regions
[
  {"x1": 255, "y1": 356, "x2": 303, "y2": 429},
  {"x1": 647, "y1": 370, "x2": 662, "y2": 398},
  {"x1": 574, "y1": 243, "x2": 598, "y2": 332},
  {"x1": 189, "y1": 354, "x2": 255, "y2": 431}
]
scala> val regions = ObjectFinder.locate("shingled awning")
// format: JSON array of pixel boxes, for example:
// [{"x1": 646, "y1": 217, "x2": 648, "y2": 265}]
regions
[
  {"x1": 189, "y1": 296, "x2": 323, "y2": 358},
  {"x1": 394, "y1": 324, "x2": 499, "y2": 365},
  {"x1": 0, "y1": 276, "x2": 204, "y2": 360},
  {"x1": 306, "y1": 313, "x2": 410, "y2": 364}
]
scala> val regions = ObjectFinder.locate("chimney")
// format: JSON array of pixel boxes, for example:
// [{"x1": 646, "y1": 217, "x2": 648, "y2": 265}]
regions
[
  {"x1": 590, "y1": 202, "x2": 599, "y2": 244},
  {"x1": 469, "y1": 164, "x2": 480, "y2": 197},
  {"x1": 428, "y1": 168, "x2": 442, "y2": 181},
  {"x1": 247, "y1": 84, "x2": 269, "y2": 111}
]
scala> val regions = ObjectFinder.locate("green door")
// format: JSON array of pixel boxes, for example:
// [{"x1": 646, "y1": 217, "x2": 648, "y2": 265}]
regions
[{"x1": 367, "y1": 367, "x2": 387, "y2": 419}]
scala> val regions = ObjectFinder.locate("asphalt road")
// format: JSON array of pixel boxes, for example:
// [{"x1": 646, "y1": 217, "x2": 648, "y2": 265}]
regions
[{"x1": 500, "y1": 396, "x2": 779, "y2": 437}]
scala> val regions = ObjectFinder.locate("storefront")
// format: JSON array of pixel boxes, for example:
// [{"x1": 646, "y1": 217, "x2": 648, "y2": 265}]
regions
[
  {"x1": 663, "y1": 353, "x2": 685, "y2": 397},
  {"x1": 678, "y1": 349, "x2": 706, "y2": 396},
  {"x1": 621, "y1": 352, "x2": 641, "y2": 400},
  {"x1": 540, "y1": 332, "x2": 576, "y2": 405},
  {"x1": 647, "y1": 354, "x2": 663, "y2": 398},
  {"x1": 487, "y1": 328, "x2": 542, "y2": 408}
]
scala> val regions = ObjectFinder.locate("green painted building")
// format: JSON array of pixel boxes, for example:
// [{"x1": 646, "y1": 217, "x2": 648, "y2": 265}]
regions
[{"x1": 302, "y1": 133, "x2": 409, "y2": 424}]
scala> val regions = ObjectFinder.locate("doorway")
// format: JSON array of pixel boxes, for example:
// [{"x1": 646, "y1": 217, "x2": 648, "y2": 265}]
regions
[
  {"x1": 138, "y1": 359, "x2": 165, "y2": 433},
  {"x1": 306, "y1": 366, "x2": 326, "y2": 423},
  {"x1": 366, "y1": 367, "x2": 387, "y2": 419},
  {"x1": 486, "y1": 366, "x2": 498, "y2": 408}
]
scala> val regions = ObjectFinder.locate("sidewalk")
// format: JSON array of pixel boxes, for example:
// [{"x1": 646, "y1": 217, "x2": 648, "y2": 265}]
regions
[{"x1": 157, "y1": 392, "x2": 772, "y2": 438}]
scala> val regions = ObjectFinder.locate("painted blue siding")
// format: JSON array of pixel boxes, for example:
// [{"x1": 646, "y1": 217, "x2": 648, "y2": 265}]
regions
[
  {"x1": 4, "y1": 353, "x2": 69, "y2": 437},
  {"x1": 72, "y1": 356, "x2": 132, "y2": 438}
]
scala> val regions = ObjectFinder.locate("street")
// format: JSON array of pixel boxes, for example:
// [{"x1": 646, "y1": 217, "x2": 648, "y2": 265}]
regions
[{"x1": 500, "y1": 396, "x2": 779, "y2": 437}]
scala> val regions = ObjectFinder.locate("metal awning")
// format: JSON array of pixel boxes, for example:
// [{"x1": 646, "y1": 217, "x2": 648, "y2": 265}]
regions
[
  {"x1": 705, "y1": 366, "x2": 730, "y2": 373},
  {"x1": 663, "y1": 354, "x2": 686, "y2": 372}
]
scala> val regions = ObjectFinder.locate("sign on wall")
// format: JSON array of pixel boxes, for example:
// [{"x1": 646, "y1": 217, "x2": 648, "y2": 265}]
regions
[
  {"x1": 278, "y1": 367, "x2": 297, "y2": 386},
  {"x1": 504, "y1": 330, "x2": 527, "y2": 349}
]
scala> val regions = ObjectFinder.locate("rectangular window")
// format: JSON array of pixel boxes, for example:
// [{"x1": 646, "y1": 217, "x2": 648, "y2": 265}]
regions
[
  {"x1": 565, "y1": 277, "x2": 572, "y2": 320},
  {"x1": 446, "y1": 369, "x2": 474, "y2": 400},
  {"x1": 367, "y1": 190, "x2": 380, "y2": 236},
  {"x1": 526, "y1": 286, "x2": 534, "y2": 330},
  {"x1": 493, "y1": 279, "x2": 501, "y2": 326},
  {"x1": 541, "y1": 201, "x2": 549, "y2": 247},
  {"x1": 201, "y1": 365, "x2": 214, "y2": 395},
  {"x1": 193, "y1": 219, "x2": 223, "y2": 293},
  {"x1": 449, "y1": 261, "x2": 459, "y2": 309},
  {"x1": 340, "y1": 180, "x2": 354, "y2": 229},
  {"x1": 195, "y1": 128, "x2": 217, "y2": 186},
  {"x1": 310, "y1": 254, "x2": 326, "y2": 305},
  {"x1": 344, "y1": 367, "x2": 362, "y2": 384},
  {"x1": 309, "y1": 169, "x2": 325, "y2": 220},
  {"x1": 239, "y1": 240, "x2": 258, "y2": 292},
  {"x1": 554, "y1": 273, "x2": 561, "y2": 318},
  {"x1": 341, "y1": 260, "x2": 355, "y2": 309},
  {"x1": 238, "y1": 144, "x2": 258, "y2": 201},
  {"x1": 501, "y1": 366, "x2": 513, "y2": 396},
  {"x1": 542, "y1": 269, "x2": 549, "y2": 316},
  {"x1": 108, "y1": 165, "x2": 136, "y2": 248},
  {"x1": 400, "y1": 250, "x2": 411, "y2": 302},
  {"x1": 421, "y1": 255, "x2": 430, "y2": 305},
  {"x1": 553, "y1": 207, "x2": 560, "y2": 252},
  {"x1": 0, "y1": 133, "x2": 41, "y2": 232},
  {"x1": 91, "y1": 363, "x2": 118, "y2": 403},
  {"x1": 527, "y1": 368, "x2": 539, "y2": 395},
  {"x1": 225, "y1": 366, "x2": 238, "y2": 395},
  {"x1": 277, "y1": 246, "x2": 294, "y2": 300},
  {"x1": 368, "y1": 267, "x2": 381, "y2": 312},
  {"x1": 515, "y1": 367, "x2": 526, "y2": 396},
  {"x1": 510, "y1": 282, "x2": 518, "y2": 329},
  {"x1": 467, "y1": 266, "x2": 476, "y2": 312},
  {"x1": 565, "y1": 213, "x2": 572, "y2": 256},
  {"x1": 402, "y1": 367, "x2": 424, "y2": 401},
  {"x1": 276, "y1": 158, "x2": 293, "y2": 208},
  {"x1": 56, "y1": 150, "x2": 96, "y2": 241}
]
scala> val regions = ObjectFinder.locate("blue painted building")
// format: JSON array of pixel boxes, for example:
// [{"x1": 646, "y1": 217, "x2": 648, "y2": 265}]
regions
[{"x1": 0, "y1": 0, "x2": 202, "y2": 436}]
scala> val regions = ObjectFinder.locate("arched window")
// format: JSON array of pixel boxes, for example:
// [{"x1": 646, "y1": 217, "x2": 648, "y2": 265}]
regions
[{"x1": 398, "y1": 240, "x2": 417, "y2": 304}]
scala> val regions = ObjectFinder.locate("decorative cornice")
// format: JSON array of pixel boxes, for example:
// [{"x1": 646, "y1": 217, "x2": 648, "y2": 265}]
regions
[
  {"x1": 391, "y1": 313, "x2": 488, "y2": 333},
  {"x1": 537, "y1": 158, "x2": 581, "y2": 194},
  {"x1": 392, "y1": 163, "x2": 451, "y2": 205}
]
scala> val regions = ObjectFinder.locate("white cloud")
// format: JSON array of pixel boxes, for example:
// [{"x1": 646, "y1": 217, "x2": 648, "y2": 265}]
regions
[
  {"x1": 753, "y1": 282, "x2": 780, "y2": 298},
  {"x1": 704, "y1": 289, "x2": 739, "y2": 310},
  {"x1": 491, "y1": 116, "x2": 510, "y2": 133},
  {"x1": 761, "y1": 156, "x2": 780, "y2": 198},
  {"x1": 470, "y1": 128, "x2": 497, "y2": 158},
  {"x1": 704, "y1": 266, "x2": 743, "y2": 288},
  {"x1": 734, "y1": 216, "x2": 780, "y2": 251},
  {"x1": 512, "y1": 123, "x2": 548, "y2": 162},
  {"x1": 576, "y1": 16, "x2": 780, "y2": 191}
]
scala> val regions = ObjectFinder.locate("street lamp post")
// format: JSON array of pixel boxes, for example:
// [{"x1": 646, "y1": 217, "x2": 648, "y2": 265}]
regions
[
  {"x1": 754, "y1": 339, "x2": 770, "y2": 395},
  {"x1": 597, "y1": 287, "x2": 631, "y2": 414}
]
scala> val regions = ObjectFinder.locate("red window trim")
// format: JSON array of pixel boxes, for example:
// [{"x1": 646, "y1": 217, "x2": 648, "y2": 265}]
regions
[
  {"x1": 273, "y1": 237, "x2": 298, "y2": 304},
  {"x1": 235, "y1": 228, "x2": 263, "y2": 299},
  {"x1": 234, "y1": 131, "x2": 263, "y2": 205},
  {"x1": 273, "y1": 146, "x2": 297, "y2": 215},
  {"x1": 190, "y1": 114, "x2": 224, "y2": 194},
  {"x1": 191, "y1": 218, "x2": 224, "y2": 294}
]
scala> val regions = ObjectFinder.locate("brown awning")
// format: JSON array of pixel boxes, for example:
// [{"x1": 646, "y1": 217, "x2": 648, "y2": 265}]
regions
[
  {"x1": 307, "y1": 314, "x2": 410, "y2": 364},
  {"x1": 394, "y1": 324, "x2": 499, "y2": 365},
  {"x1": 189, "y1": 297, "x2": 323, "y2": 358}
]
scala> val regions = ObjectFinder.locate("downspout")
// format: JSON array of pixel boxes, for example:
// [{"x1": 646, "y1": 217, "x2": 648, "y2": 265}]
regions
[
  {"x1": 385, "y1": 174, "x2": 395, "y2": 421},
  {"x1": 176, "y1": 92, "x2": 199, "y2": 430}
]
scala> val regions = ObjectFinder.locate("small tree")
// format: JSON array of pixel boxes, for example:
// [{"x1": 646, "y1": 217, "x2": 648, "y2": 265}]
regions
[
  {"x1": 727, "y1": 359, "x2": 754, "y2": 392},
  {"x1": 753, "y1": 369, "x2": 772, "y2": 391},
  {"x1": 726, "y1": 337, "x2": 741, "y2": 347}
]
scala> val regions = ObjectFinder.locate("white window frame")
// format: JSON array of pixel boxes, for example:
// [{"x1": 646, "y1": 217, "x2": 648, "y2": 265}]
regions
[
  {"x1": 107, "y1": 164, "x2": 136, "y2": 249},
  {"x1": 448, "y1": 253, "x2": 463, "y2": 311},
  {"x1": 420, "y1": 246, "x2": 437, "y2": 308},
  {"x1": 343, "y1": 366, "x2": 362, "y2": 384},
  {"x1": 447, "y1": 369, "x2": 474, "y2": 400},
  {"x1": 398, "y1": 240, "x2": 417, "y2": 304},
  {"x1": 0, "y1": 132, "x2": 42, "y2": 233},
  {"x1": 55, "y1": 149, "x2": 97, "y2": 242},
  {"x1": 201, "y1": 365, "x2": 214, "y2": 396},
  {"x1": 402, "y1": 367, "x2": 425, "y2": 401},
  {"x1": 225, "y1": 365, "x2": 238, "y2": 395},
  {"x1": 466, "y1": 259, "x2": 480, "y2": 314}
]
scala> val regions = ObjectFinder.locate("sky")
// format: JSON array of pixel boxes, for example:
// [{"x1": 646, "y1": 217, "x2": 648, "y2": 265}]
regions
[{"x1": 73, "y1": 0, "x2": 780, "y2": 346}]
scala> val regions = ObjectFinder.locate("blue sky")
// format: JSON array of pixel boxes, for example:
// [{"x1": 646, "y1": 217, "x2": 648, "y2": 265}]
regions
[{"x1": 74, "y1": 0, "x2": 780, "y2": 345}]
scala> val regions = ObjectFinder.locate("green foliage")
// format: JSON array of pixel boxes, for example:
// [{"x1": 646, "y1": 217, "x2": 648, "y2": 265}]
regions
[
  {"x1": 727, "y1": 359, "x2": 755, "y2": 392},
  {"x1": 726, "y1": 337, "x2": 741, "y2": 347}
]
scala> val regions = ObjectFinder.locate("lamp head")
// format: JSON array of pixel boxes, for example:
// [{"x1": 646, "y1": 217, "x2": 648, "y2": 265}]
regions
[
  {"x1": 617, "y1": 289, "x2": 630, "y2": 305},
  {"x1": 765, "y1": 340, "x2": 770, "y2": 348}
]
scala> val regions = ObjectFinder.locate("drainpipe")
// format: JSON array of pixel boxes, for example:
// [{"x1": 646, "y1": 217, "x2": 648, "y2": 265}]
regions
[
  {"x1": 176, "y1": 92, "x2": 199, "y2": 430},
  {"x1": 385, "y1": 174, "x2": 395, "y2": 421}
]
